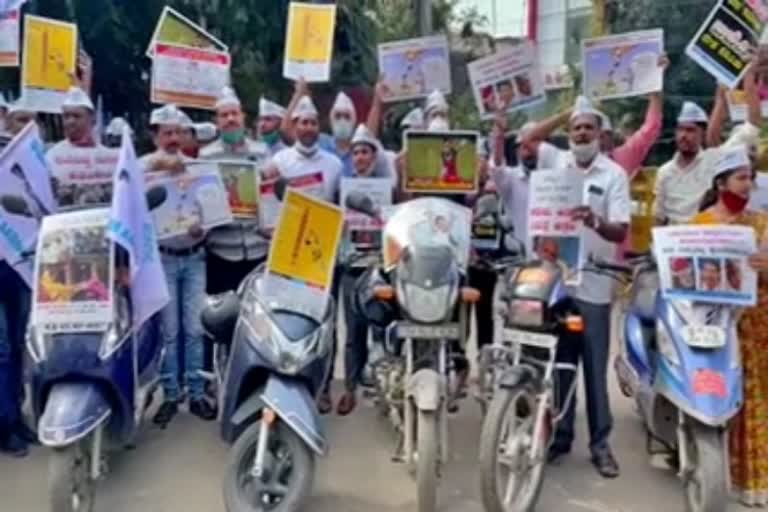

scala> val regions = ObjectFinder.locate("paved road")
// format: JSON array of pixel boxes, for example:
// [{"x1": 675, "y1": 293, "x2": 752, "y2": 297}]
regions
[{"x1": 0, "y1": 379, "x2": 752, "y2": 512}]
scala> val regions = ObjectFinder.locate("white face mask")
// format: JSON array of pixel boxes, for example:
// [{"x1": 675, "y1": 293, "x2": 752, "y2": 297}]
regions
[
  {"x1": 296, "y1": 141, "x2": 318, "y2": 157},
  {"x1": 570, "y1": 139, "x2": 599, "y2": 165},
  {"x1": 427, "y1": 118, "x2": 450, "y2": 132},
  {"x1": 332, "y1": 119, "x2": 354, "y2": 140}
]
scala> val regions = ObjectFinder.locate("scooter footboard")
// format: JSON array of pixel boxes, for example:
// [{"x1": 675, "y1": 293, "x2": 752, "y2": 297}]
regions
[
  {"x1": 39, "y1": 382, "x2": 111, "y2": 447},
  {"x1": 261, "y1": 376, "x2": 327, "y2": 456}
]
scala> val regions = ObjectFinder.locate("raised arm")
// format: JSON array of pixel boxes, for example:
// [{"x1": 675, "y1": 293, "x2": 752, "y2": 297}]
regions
[
  {"x1": 743, "y1": 64, "x2": 762, "y2": 129},
  {"x1": 366, "y1": 77, "x2": 389, "y2": 138},
  {"x1": 280, "y1": 77, "x2": 309, "y2": 145},
  {"x1": 706, "y1": 85, "x2": 728, "y2": 148},
  {"x1": 520, "y1": 108, "x2": 571, "y2": 144}
]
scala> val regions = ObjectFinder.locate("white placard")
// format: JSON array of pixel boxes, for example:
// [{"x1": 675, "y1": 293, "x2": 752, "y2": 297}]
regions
[
  {"x1": 340, "y1": 177, "x2": 392, "y2": 251},
  {"x1": 0, "y1": 10, "x2": 19, "y2": 67},
  {"x1": 377, "y1": 35, "x2": 452, "y2": 102}
]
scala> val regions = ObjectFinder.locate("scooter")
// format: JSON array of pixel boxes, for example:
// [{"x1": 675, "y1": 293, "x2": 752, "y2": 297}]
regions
[
  {"x1": 201, "y1": 183, "x2": 336, "y2": 512},
  {"x1": 1, "y1": 189, "x2": 166, "y2": 512},
  {"x1": 604, "y1": 255, "x2": 742, "y2": 512},
  {"x1": 348, "y1": 194, "x2": 478, "y2": 512}
]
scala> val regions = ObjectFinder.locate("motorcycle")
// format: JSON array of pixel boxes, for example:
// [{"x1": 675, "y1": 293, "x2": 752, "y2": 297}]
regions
[
  {"x1": 606, "y1": 255, "x2": 742, "y2": 512},
  {"x1": 347, "y1": 194, "x2": 479, "y2": 512},
  {"x1": 1, "y1": 188, "x2": 166, "y2": 512},
  {"x1": 477, "y1": 253, "x2": 584, "y2": 512},
  {"x1": 201, "y1": 184, "x2": 336, "y2": 512}
]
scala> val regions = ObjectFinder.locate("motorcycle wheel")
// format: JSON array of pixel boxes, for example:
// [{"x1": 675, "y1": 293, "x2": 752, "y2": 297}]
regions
[
  {"x1": 416, "y1": 410, "x2": 440, "y2": 512},
  {"x1": 478, "y1": 384, "x2": 545, "y2": 512},
  {"x1": 49, "y1": 444, "x2": 95, "y2": 512},
  {"x1": 224, "y1": 420, "x2": 314, "y2": 512},
  {"x1": 684, "y1": 422, "x2": 727, "y2": 512}
]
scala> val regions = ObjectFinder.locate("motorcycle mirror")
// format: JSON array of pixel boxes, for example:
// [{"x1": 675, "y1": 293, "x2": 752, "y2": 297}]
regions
[
  {"x1": 345, "y1": 192, "x2": 377, "y2": 217},
  {"x1": 145, "y1": 186, "x2": 168, "y2": 211},
  {"x1": 0, "y1": 195, "x2": 33, "y2": 217},
  {"x1": 273, "y1": 177, "x2": 289, "y2": 202}
]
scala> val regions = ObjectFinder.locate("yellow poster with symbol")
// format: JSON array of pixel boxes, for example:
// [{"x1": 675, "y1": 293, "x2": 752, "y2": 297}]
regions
[
  {"x1": 22, "y1": 15, "x2": 77, "y2": 114},
  {"x1": 283, "y1": 2, "x2": 337, "y2": 83},
  {"x1": 267, "y1": 189, "x2": 344, "y2": 292}
]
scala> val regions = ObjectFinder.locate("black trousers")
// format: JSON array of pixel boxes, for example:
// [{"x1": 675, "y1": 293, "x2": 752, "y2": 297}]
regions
[
  {"x1": 206, "y1": 252, "x2": 265, "y2": 295},
  {"x1": 468, "y1": 265, "x2": 498, "y2": 350}
]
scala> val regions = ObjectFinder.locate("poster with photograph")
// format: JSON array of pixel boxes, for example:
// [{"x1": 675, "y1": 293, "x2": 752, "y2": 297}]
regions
[
  {"x1": 653, "y1": 225, "x2": 758, "y2": 306},
  {"x1": 265, "y1": 189, "x2": 344, "y2": 321},
  {"x1": 542, "y1": 65, "x2": 574, "y2": 91},
  {"x1": 283, "y1": 2, "x2": 337, "y2": 83},
  {"x1": 150, "y1": 43, "x2": 231, "y2": 111},
  {"x1": 582, "y1": 29, "x2": 664, "y2": 101},
  {"x1": 340, "y1": 177, "x2": 392, "y2": 251},
  {"x1": 21, "y1": 15, "x2": 77, "y2": 113},
  {"x1": 259, "y1": 172, "x2": 325, "y2": 230},
  {"x1": 190, "y1": 160, "x2": 260, "y2": 218},
  {"x1": 527, "y1": 169, "x2": 585, "y2": 286},
  {"x1": 686, "y1": 0, "x2": 765, "y2": 88},
  {"x1": 146, "y1": 6, "x2": 228, "y2": 58},
  {"x1": 467, "y1": 41, "x2": 545, "y2": 119},
  {"x1": 0, "y1": 10, "x2": 19, "y2": 67},
  {"x1": 46, "y1": 145, "x2": 119, "y2": 208},
  {"x1": 404, "y1": 130, "x2": 479, "y2": 194},
  {"x1": 726, "y1": 86, "x2": 768, "y2": 121},
  {"x1": 144, "y1": 166, "x2": 233, "y2": 241},
  {"x1": 32, "y1": 208, "x2": 114, "y2": 334},
  {"x1": 377, "y1": 35, "x2": 452, "y2": 102}
]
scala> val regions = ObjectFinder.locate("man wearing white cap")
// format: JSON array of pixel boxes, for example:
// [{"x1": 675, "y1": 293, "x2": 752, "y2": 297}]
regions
[
  {"x1": 104, "y1": 117, "x2": 132, "y2": 149},
  {"x1": 255, "y1": 96, "x2": 287, "y2": 156},
  {"x1": 655, "y1": 69, "x2": 762, "y2": 225},
  {"x1": 46, "y1": 86, "x2": 118, "y2": 208},
  {"x1": 6, "y1": 96, "x2": 38, "y2": 137},
  {"x1": 141, "y1": 103, "x2": 217, "y2": 427},
  {"x1": 401, "y1": 107, "x2": 425, "y2": 131},
  {"x1": 522, "y1": 94, "x2": 630, "y2": 478},
  {"x1": 424, "y1": 90, "x2": 450, "y2": 132},
  {"x1": 201, "y1": 86, "x2": 271, "y2": 295},
  {"x1": 268, "y1": 94, "x2": 343, "y2": 413}
]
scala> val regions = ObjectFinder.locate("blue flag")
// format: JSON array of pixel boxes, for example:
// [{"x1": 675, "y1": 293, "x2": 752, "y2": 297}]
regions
[{"x1": 107, "y1": 127, "x2": 168, "y2": 326}]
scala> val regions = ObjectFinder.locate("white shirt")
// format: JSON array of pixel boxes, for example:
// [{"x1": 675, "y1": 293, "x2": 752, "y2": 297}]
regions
[
  {"x1": 46, "y1": 140, "x2": 119, "y2": 208},
  {"x1": 492, "y1": 164, "x2": 531, "y2": 248},
  {"x1": 271, "y1": 146, "x2": 343, "y2": 203},
  {"x1": 538, "y1": 142, "x2": 631, "y2": 305}
]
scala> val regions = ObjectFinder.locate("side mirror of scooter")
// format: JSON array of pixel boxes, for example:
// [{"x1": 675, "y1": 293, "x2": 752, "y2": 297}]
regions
[
  {"x1": 0, "y1": 195, "x2": 33, "y2": 217},
  {"x1": 273, "y1": 177, "x2": 289, "y2": 202},
  {"x1": 146, "y1": 186, "x2": 168, "y2": 211},
  {"x1": 345, "y1": 192, "x2": 378, "y2": 218}
]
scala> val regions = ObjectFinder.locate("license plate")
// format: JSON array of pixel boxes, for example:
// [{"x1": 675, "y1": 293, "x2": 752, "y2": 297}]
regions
[
  {"x1": 503, "y1": 328, "x2": 557, "y2": 349},
  {"x1": 682, "y1": 326, "x2": 726, "y2": 348},
  {"x1": 397, "y1": 323, "x2": 460, "y2": 340}
]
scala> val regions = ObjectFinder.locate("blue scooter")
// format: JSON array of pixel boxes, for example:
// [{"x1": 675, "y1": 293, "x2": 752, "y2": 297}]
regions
[
  {"x1": 1, "y1": 189, "x2": 166, "y2": 512},
  {"x1": 600, "y1": 256, "x2": 742, "y2": 512}
]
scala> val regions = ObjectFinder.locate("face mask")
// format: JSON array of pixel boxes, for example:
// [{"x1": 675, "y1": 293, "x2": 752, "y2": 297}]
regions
[
  {"x1": 332, "y1": 119, "x2": 354, "y2": 140},
  {"x1": 428, "y1": 118, "x2": 450, "y2": 132},
  {"x1": 221, "y1": 128, "x2": 245, "y2": 146},
  {"x1": 721, "y1": 190, "x2": 749, "y2": 214},
  {"x1": 261, "y1": 131, "x2": 280, "y2": 146},
  {"x1": 296, "y1": 141, "x2": 318, "y2": 157},
  {"x1": 570, "y1": 140, "x2": 599, "y2": 165}
]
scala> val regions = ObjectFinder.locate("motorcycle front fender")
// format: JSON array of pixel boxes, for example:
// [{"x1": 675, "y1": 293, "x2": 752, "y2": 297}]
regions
[
  {"x1": 261, "y1": 376, "x2": 327, "y2": 456},
  {"x1": 406, "y1": 369, "x2": 445, "y2": 411},
  {"x1": 38, "y1": 382, "x2": 111, "y2": 447}
]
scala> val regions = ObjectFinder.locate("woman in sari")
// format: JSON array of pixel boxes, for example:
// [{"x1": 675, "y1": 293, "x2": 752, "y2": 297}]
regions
[{"x1": 693, "y1": 145, "x2": 768, "y2": 506}]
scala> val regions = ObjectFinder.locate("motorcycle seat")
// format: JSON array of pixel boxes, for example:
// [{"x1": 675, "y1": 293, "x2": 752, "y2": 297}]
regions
[{"x1": 202, "y1": 292, "x2": 240, "y2": 343}]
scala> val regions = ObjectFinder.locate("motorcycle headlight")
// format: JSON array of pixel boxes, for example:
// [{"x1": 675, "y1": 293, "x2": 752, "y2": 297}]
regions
[
  {"x1": 398, "y1": 281, "x2": 455, "y2": 323},
  {"x1": 506, "y1": 299, "x2": 544, "y2": 328},
  {"x1": 241, "y1": 298, "x2": 318, "y2": 375},
  {"x1": 656, "y1": 326, "x2": 681, "y2": 367}
]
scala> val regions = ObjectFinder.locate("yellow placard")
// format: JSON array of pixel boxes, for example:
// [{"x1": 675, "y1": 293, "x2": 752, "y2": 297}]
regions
[
  {"x1": 285, "y1": 2, "x2": 336, "y2": 63},
  {"x1": 267, "y1": 189, "x2": 344, "y2": 290},
  {"x1": 22, "y1": 15, "x2": 77, "y2": 92}
]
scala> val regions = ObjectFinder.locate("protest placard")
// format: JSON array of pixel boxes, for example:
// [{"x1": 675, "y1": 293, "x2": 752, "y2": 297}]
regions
[
  {"x1": 146, "y1": 6, "x2": 228, "y2": 58},
  {"x1": 542, "y1": 65, "x2": 574, "y2": 91},
  {"x1": 653, "y1": 225, "x2": 758, "y2": 306},
  {"x1": 527, "y1": 169, "x2": 585, "y2": 286},
  {"x1": 582, "y1": 29, "x2": 664, "y2": 101},
  {"x1": 749, "y1": 173, "x2": 768, "y2": 210},
  {"x1": 266, "y1": 189, "x2": 344, "y2": 320},
  {"x1": 150, "y1": 43, "x2": 231, "y2": 111},
  {"x1": 32, "y1": 208, "x2": 114, "y2": 334},
  {"x1": 686, "y1": 0, "x2": 765, "y2": 88},
  {"x1": 0, "y1": 9, "x2": 19, "y2": 67},
  {"x1": 283, "y1": 2, "x2": 337, "y2": 83},
  {"x1": 404, "y1": 130, "x2": 479, "y2": 194},
  {"x1": 21, "y1": 15, "x2": 77, "y2": 113},
  {"x1": 726, "y1": 86, "x2": 768, "y2": 120},
  {"x1": 259, "y1": 172, "x2": 325, "y2": 230},
  {"x1": 144, "y1": 165, "x2": 233, "y2": 241},
  {"x1": 340, "y1": 177, "x2": 392, "y2": 251},
  {"x1": 377, "y1": 35, "x2": 452, "y2": 102},
  {"x1": 0, "y1": 123, "x2": 56, "y2": 286},
  {"x1": 46, "y1": 144, "x2": 118, "y2": 208},
  {"x1": 467, "y1": 41, "x2": 545, "y2": 119},
  {"x1": 195, "y1": 160, "x2": 261, "y2": 218}
]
